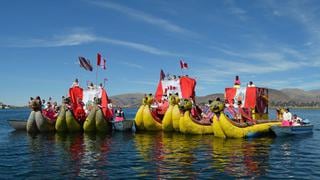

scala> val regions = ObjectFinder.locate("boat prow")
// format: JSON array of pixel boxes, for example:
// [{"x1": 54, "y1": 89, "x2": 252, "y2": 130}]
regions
[
  {"x1": 113, "y1": 119, "x2": 134, "y2": 131},
  {"x1": 271, "y1": 125, "x2": 313, "y2": 136},
  {"x1": 216, "y1": 113, "x2": 281, "y2": 138},
  {"x1": 8, "y1": 120, "x2": 27, "y2": 131}
]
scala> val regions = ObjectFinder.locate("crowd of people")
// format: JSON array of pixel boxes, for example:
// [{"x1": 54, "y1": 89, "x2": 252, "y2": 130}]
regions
[{"x1": 28, "y1": 78, "x2": 126, "y2": 124}]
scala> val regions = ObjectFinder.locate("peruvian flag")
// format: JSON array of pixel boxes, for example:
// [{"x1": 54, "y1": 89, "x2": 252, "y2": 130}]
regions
[
  {"x1": 69, "y1": 86, "x2": 113, "y2": 119},
  {"x1": 155, "y1": 76, "x2": 196, "y2": 101},
  {"x1": 97, "y1": 53, "x2": 106, "y2": 70},
  {"x1": 180, "y1": 60, "x2": 188, "y2": 69},
  {"x1": 225, "y1": 87, "x2": 261, "y2": 109}
]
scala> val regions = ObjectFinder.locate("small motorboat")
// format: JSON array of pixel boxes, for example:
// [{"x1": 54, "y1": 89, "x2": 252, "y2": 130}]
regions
[
  {"x1": 112, "y1": 119, "x2": 135, "y2": 132},
  {"x1": 7, "y1": 120, "x2": 27, "y2": 131},
  {"x1": 271, "y1": 124, "x2": 313, "y2": 136}
]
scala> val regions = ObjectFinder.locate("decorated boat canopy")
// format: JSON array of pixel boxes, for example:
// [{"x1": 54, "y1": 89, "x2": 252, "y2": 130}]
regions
[
  {"x1": 225, "y1": 87, "x2": 268, "y2": 114},
  {"x1": 155, "y1": 76, "x2": 196, "y2": 101},
  {"x1": 69, "y1": 86, "x2": 113, "y2": 119}
]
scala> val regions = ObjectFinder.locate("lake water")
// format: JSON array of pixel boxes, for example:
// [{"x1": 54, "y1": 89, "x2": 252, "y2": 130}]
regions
[{"x1": 0, "y1": 108, "x2": 319, "y2": 179}]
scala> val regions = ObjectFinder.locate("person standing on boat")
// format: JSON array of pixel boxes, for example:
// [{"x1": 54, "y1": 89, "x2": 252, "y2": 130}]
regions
[
  {"x1": 72, "y1": 78, "x2": 79, "y2": 87},
  {"x1": 247, "y1": 81, "x2": 255, "y2": 87},
  {"x1": 282, "y1": 108, "x2": 292, "y2": 126},
  {"x1": 115, "y1": 107, "x2": 125, "y2": 121},
  {"x1": 234, "y1": 75, "x2": 241, "y2": 88}
]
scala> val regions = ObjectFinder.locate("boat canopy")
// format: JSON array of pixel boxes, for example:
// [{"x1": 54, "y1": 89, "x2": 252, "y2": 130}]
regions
[
  {"x1": 69, "y1": 86, "x2": 113, "y2": 119},
  {"x1": 155, "y1": 76, "x2": 196, "y2": 101},
  {"x1": 225, "y1": 87, "x2": 269, "y2": 119}
]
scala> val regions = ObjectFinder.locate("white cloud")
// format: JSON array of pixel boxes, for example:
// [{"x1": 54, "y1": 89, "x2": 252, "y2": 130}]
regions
[
  {"x1": 224, "y1": 0, "x2": 247, "y2": 21},
  {"x1": 89, "y1": 1, "x2": 199, "y2": 38},
  {"x1": 119, "y1": 61, "x2": 143, "y2": 69},
  {"x1": 2, "y1": 31, "x2": 181, "y2": 56},
  {"x1": 98, "y1": 37, "x2": 180, "y2": 56},
  {"x1": 4, "y1": 32, "x2": 97, "y2": 48}
]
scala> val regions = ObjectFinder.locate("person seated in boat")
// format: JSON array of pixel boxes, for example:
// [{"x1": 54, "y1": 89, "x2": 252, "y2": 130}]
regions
[
  {"x1": 247, "y1": 81, "x2": 255, "y2": 87},
  {"x1": 43, "y1": 102, "x2": 56, "y2": 122},
  {"x1": 224, "y1": 99, "x2": 237, "y2": 120},
  {"x1": 202, "y1": 100, "x2": 212, "y2": 115},
  {"x1": 54, "y1": 106, "x2": 60, "y2": 118},
  {"x1": 74, "y1": 98, "x2": 86, "y2": 123},
  {"x1": 282, "y1": 108, "x2": 292, "y2": 126},
  {"x1": 52, "y1": 101, "x2": 58, "y2": 111},
  {"x1": 292, "y1": 114, "x2": 303, "y2": 126},
  {"x1": 42, "y1": 99, "x2": 47, "y2": 110},
  {"x1": 201, "y1": 107, "x2": 214, "y2": 124},
  {"x1": 107, "y1": 99, "x2": 114, "y2": 117},
  {"x1": 64, "y1": 97, "x2": 73, "y2": 110},
  {"x1": 150, "y1": 99, "x2": 159, "y2": 109},
  {"x1": 115, "y1": 107, "x2": 125, "y2": 122},
  {"x1": 238, "y1": 100, "x2": 255, "y2": 124},
  {"x1": 157, "y1": 95, "x2": 169, "y2": 115},
  {"x1": 234, "y1": 75, "x2": 241, "y2": 88},
  {"x1": 190, "y1": 97, "x2": 202, "y2": 121},
  {"x1": 71, "y1": 78, "x2": 79, "y2": 87},
  {"x1": 234, "y1": 100, "x2": 242, "y2": 122}
]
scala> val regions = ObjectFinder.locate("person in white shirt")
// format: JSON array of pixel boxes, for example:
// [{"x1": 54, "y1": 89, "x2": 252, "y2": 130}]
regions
[{"x1": 282, "y1": 108, "x2": 292, "y2": 126}]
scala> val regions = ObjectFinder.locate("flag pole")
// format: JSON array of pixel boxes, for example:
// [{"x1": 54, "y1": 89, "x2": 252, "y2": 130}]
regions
[
  {"x1": 96, "y1": 63, "x2": 98, "y2": 86},
  {"x1": 180, "y1": 58, "x2": 184, "y2": 76}
]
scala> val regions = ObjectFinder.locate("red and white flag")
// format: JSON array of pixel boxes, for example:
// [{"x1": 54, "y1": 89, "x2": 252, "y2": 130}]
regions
[
  {"x1": 155, "y1": 76, "x2": 196, "y2": 101},
  {"x1": 69, "y1": 86, "x2": 113, "y2": 119},
  {"x1": 97, "y1": 53, "x2": 107, "y2": 70},
  {"x1": 180, "y1": 60, "x2": 188, "y2": 69}
]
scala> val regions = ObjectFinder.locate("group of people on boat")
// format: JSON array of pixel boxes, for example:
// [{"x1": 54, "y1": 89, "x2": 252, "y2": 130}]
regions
[
  {"x1": 28, "y1": 96, "x2": 60, "y2": 122},
  {"x1": 28, "y1": 78, "x2": 126, "y2": 125},
  {"x1": 150, "y1": 94, "x2": 169, "y2": 119},
  {"x1": 224, "y1": 99, "x2": 256, "y2": 124},
  {"x1": 278, "y1": 107, "x2": 305, "y2": 126}
]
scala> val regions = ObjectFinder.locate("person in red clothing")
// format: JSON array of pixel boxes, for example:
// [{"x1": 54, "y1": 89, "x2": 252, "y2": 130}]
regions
[
  {"x1": 74, "y1": 98, "x2": 86, "y2": 124},
  {"x1": 234, "y1": 75, "x2": 241, "y2": 88}
]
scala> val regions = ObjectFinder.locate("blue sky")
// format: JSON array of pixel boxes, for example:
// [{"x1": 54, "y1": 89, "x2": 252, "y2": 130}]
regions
[{"x1": 1, "y1": 0, "x2": 320, "y2": 106}]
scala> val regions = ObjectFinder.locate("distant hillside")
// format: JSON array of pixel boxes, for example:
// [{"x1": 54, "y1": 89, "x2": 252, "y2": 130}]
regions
[
  {"x1": 110, "y1": 88, "x2": 320, "y2": 108},
  {"x1": 110, "y1": 93, "x2": 145, "y2": 108}
]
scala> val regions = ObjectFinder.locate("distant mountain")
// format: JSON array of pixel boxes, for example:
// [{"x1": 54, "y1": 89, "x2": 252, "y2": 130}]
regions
[
  {"x1": 110, "y1": 88, "x2": 320, "y2": 108},
  {"x1": 110, "y1": 93, "x2": 145, "y2": 108}
]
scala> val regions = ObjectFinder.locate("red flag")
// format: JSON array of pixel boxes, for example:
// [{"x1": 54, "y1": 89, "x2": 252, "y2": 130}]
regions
[
  {"x1": 180, "y1": 60, "x2": 188, "y2": 69},
  {"x1": 97, "y1": 53, "x2": 102, "y2": 66}
]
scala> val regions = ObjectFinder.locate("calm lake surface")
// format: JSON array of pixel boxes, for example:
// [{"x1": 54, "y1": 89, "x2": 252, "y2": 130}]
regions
[{"x1": 0, "y1": 108, "x2": 319, "y2": 179}]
